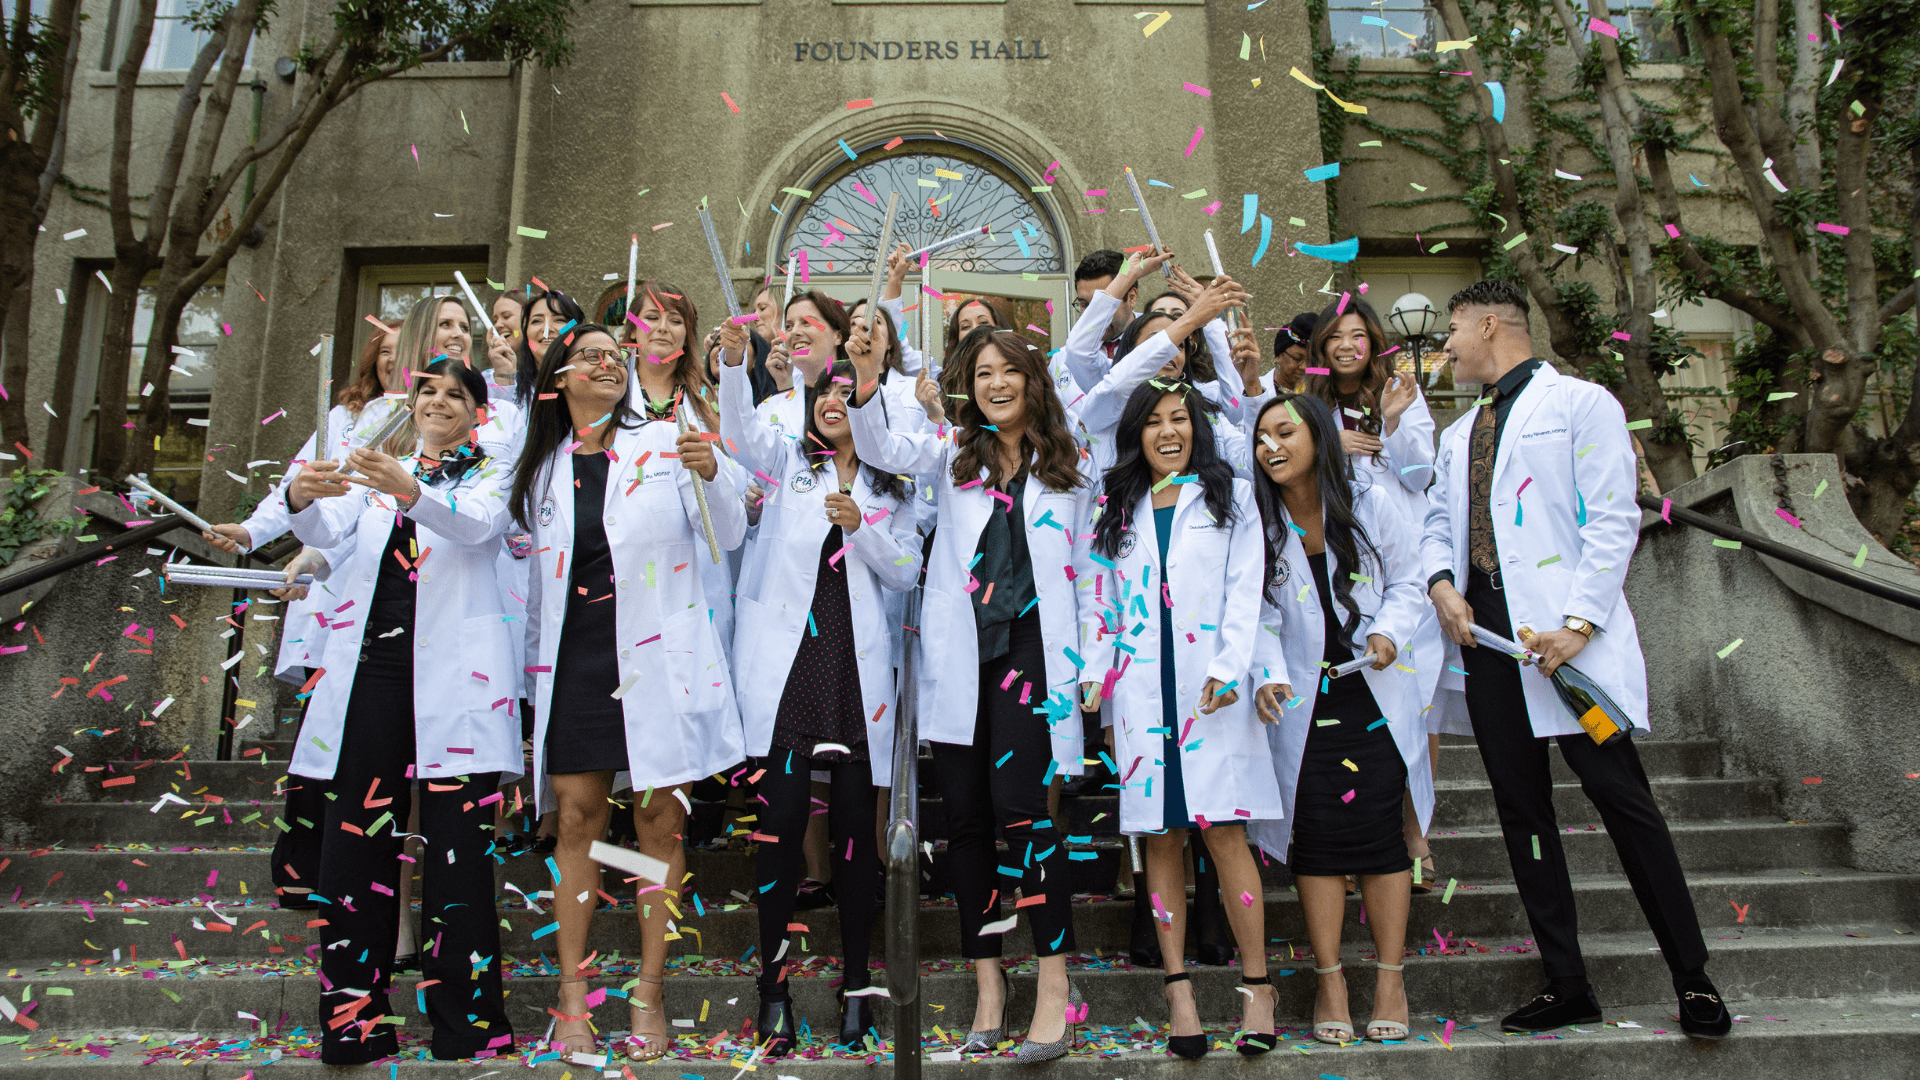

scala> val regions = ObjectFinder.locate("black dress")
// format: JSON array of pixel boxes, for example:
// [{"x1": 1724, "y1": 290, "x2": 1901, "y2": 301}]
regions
[
  {"x1": 768, "y1": 525, "x2": 867, "y2": 761},
  {"x1": 543, "y1": 453, "x2": 629, "y2": 774},
  {"x1": 1288, "y1": 552, "x2": 1412, "y2": 877}
]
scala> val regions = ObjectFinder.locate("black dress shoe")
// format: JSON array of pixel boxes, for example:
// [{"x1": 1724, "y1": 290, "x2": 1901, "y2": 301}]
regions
[
  {"x1": 1500, "y1": 985, "x2": 1603, "y2": 1032},
  {"x1": 793, "y1": 878, "x2": 835, "y2": 911},
  {"x1": 835, "y1": 990, "x2": 877, "y2": 1049},
  {"x1": 1061, "y1": 765, "x2": 1112, "y2": 797},
  {"x1": 276, "y1": 892, "x2": 320, "y2": 910},
  {"x1": 527, "y1": 834, "x2": 556, "y2": 856},
  {"x1": 756, "y1": 990, "x2": 797, "y2": 1058},
  {"x1": 1674, "y1": 977, "x2": 1732, "y2": 1040}
]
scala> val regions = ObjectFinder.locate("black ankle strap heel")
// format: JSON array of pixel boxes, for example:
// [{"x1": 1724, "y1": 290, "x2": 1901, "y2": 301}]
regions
[{"x1": 1162, "y1": 973, "x2": 1207, "y2": 1060}]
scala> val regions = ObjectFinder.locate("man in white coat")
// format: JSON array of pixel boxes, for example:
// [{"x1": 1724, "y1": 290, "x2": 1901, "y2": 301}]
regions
[{"x1": 1421, "y1": 281, "x2": 1730, "y2": 1040}]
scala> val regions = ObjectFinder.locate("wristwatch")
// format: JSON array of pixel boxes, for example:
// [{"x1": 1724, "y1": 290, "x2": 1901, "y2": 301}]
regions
[{"x1": 1563, "y1": 616, "x2": 1596, "y2": 639}]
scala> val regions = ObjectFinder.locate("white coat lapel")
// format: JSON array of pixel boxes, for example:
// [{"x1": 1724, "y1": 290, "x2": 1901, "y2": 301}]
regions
[
  {"x1": 1493, "y1": 364, "x2": 1556, "y2": 491},
  {"x1": 545, "y1": 449, "x2": 576, "y2": 549}
]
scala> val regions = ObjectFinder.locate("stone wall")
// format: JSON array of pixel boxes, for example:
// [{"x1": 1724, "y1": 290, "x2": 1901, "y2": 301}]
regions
[{"x1": 1626, "y1": 454, "x2": 1920, "y2": 873}]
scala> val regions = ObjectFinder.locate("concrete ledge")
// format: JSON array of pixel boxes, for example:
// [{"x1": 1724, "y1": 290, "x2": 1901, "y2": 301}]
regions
[{"x1": 1645, "y1": 454, "x2": 1920, "y2": 645}]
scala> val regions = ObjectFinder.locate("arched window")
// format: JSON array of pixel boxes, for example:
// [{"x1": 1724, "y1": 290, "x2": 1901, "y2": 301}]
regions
[{"x1": 778, "y1": 139, "x2": 1062, "y2": 276}]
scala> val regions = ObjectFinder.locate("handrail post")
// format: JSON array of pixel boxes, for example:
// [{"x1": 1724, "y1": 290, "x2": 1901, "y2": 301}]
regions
[{"x1": 885, "y1": 587, "x2": 922, "y2": 1080}]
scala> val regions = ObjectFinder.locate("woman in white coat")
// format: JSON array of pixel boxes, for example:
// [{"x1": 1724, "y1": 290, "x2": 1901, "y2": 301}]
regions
[
  {"x1": 717, "y1": 319, "x2": 923, "y2": 1053},
  {"x1": 1080, "y1": 380, "x2": 1282, "y2": 1058},
  {"x1": 1245, "y1": 393, "x2": 1431, "y2": 1046},
  {"x1": 283, "y1": 358, "x2": 519, "y2": 1064},
  {"x1": 845, "y1": 326, "x2": 1096, "y2": 1065},
  {"x1": 510, "y1": 324, "x2": 747, "y2": 1062},
  {"x1": 1301, "y1": 297, "x2": 1448, "y2": 890}
]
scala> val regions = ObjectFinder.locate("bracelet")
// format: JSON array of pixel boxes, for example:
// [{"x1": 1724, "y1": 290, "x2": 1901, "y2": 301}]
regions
[{"x1": 400, "y1": 477, "x2": 422, "y2": 510}]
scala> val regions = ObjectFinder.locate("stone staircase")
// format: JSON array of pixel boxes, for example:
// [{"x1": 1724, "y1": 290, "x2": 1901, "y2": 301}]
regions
[{"x1": 0, "y1": 725, "x2": 1915, "y2": 1076}]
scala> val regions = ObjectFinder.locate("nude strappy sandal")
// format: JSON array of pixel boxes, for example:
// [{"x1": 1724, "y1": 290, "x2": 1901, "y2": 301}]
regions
[
  {"x1": 1312, "y1": 963, "x2": 1355, "y2": 1044},
  {"x1": 1366, "y1": 960, "x2": 1410, "y2": 1041}
]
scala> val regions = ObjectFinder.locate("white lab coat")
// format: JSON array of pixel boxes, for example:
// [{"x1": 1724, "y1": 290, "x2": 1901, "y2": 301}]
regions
[
  {"x1": 1069, "y1": 331, "x2": 1253, "y2": 480},
  {"x1": 848, "y1": 393, "x2": 1099, "y2": 775},
  {"x1": 1087, "y1": 479, "x2": 1280, "y2": 833},
  {"x1": 1420, "y1": 362, "x2": 1649, "y2": 738},
  {"x1": 522, "y1": 420, "x2": 749, "y2": 813},
  {"x1": 285, "y1": 460, "x2": 522, "y2": 783},
  {"x1": 719, "y1": 363, "x2": 923, "y2": 785},
  {"x1": 879, "y1": 295, "x2": 927, "y2": 376},
  {"x1": 1346, "y1": 392, "x2": 1450, "y2": 733},
  {"x1": 1247, "y1": 481, "x2": 1433, "y2": 863}
]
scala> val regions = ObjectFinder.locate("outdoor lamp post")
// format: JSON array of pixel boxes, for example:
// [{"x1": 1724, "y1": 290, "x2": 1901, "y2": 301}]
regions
[{"x1": 1387, "y1": 292, "x2": 1444, "y2": 385}]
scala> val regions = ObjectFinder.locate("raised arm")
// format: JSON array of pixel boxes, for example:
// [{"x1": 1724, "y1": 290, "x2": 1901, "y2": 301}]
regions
[
  {"x1": 718, "y1": 357, "x2": 788, "y2": 477},
  {"x1": 847, "y1": 491, "x2": 924, "y2": 592},
  {"x1": 1380, "y1": 379, "x2": 1435, "y2": 494}
]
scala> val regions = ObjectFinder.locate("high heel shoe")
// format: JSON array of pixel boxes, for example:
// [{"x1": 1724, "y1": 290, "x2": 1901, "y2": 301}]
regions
[
  {"x1": 622, "y1": 972, "x2": 670, "y2": 1062},
  {"x1": 835, "y1": 989, "x2": 877, "y2": 1051},
  {"x1": 1235, "y1": 974, "x2": 1278, "y2": 1055},
  {"x1": 1312, "y1": 963, "x2": 1355, "y2": 1044},
  {"x1": 1411, "y1": 854, "x2": 1439, "y2": 895},
  {"x1": 959, "y1": 966, "x2": 1012, "y2": 1054},
  {"x1": 1365, "y1": 960, "x2": 1410, "y2": 1041},
  {"x1": 1162, "y1": 973, "x2": 1207, "y2": 1060},
  {"x1": 1013, "y1": 982, "x2": 1080, "y2": 1065},
  {"x1": 755, "y1": 987, "x2": 797, "y2": 1058},
  {"x1": 552, "y1": 976, "x2": 596, "y2": 1058}
]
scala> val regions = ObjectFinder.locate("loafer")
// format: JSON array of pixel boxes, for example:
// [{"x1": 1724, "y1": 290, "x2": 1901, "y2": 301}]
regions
[
  {"x1": 1674, "y1": 977, "x2": 1732, "y2": 1040},
  {"x1": 1500, "y1": 986, "x2": 1603, "y2": 1032}
]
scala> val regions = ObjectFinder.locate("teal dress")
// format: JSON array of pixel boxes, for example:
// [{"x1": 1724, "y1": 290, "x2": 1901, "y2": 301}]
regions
[{"x1": 1155, "y1": 505, "x2": 1200, "y2": 830}]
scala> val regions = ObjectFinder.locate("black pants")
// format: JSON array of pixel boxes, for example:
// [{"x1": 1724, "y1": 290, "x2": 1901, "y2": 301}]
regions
[
  {"x1": 272, "y1": 679, "x2": 327, "y2": 903},
  {"x1": 1464, "y1": 569, "x2": 1708, "y2": 987},
  {"x1": 314, "y1": 649, "x2": 511, "y2": 1063},
  {"x1": 931, "y1": 612, "x2": 1076, "y2": 960},
  {"x1": 752, "y1": 752, "x2": 878, "y2": 992}
]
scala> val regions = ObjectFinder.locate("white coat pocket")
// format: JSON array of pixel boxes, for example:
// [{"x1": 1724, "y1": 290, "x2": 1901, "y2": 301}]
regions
[
  {"x1": 456, "y1": 613, "x2": 516, "y2": 754},
  {"x1": 662, "y1": 605, "x2": 727, "y2": 714}
]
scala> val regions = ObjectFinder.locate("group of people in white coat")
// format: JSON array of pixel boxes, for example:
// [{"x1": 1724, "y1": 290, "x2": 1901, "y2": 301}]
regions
[{"x1": 198, "y1": 255, "x2": 1730, "y2": 1067}]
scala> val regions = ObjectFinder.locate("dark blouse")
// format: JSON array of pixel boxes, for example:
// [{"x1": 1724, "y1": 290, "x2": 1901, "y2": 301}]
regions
[{"x1": 971, "y1": 474, "x2": 1038, "y2": 664}]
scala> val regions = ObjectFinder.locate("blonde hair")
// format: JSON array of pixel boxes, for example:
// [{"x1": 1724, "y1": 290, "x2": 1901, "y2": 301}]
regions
[{"x1": 381, "y1": 295, "x2": 472, "y2": 456}]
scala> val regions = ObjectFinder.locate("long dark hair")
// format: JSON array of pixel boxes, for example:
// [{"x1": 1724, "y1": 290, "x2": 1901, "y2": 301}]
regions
[
  {"x1": 1250, "y1": 393, "x2": 1381, "y2": 640},
  {"x1": 947, "y1": 330, "x2": 1083, "y2": 493},
  {"x1": 1301, "y1": 297, "x2": 1391, "y2": 438},
  {"x1": 1092, "y1": 380, "x2": 1235, "y2": 558},
  {"x1": 803, "y1": 361, "x2": 905, "y2": 501},
  {"x1": 514, "y1": 287, "x2": 588, "y2": 406},
  {"x1": 1113, "y1": 310, "x2": 1213, "y2": 383},
  {"x1": 509, "y1": 324, "x2": 642, "y2": 530},
  {"x1": 628, "y1": 280, "x2": 719, "y2": 433},
  {"x1": 847, "y1": 299, "x2": 906, "y2": 375}
]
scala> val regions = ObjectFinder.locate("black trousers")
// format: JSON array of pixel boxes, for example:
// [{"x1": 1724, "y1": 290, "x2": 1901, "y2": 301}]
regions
[
  {"x1": 752, "y1": 752, "x2": 879, "y2": 992},
  {"x1": 931, "y1": 612, "x2": 1076, "y2": 960},
  {"x1": 314, "y1": 648, "x2": 511, "y2": 1063},
  {"x1": 1463, "y1": 569, "x2": 1708, "y2": 987},
  {"x1": 272, "y1": 679, "x2": 327, "y2": 904}
]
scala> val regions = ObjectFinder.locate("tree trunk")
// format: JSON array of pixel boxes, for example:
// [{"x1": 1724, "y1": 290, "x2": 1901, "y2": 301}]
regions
[
  {"x1": 91, "y1": 259, "x2": 153, "y2": 477},
  {"x1": 125, "y1": 253, "x2": 195, "y2": 476},
  {"x1": 1846, "y1": 446, "x2": 1920, "y2": 546},
  {"x1": 0, "y1": 274, "x2": 30, "y2": 454}
]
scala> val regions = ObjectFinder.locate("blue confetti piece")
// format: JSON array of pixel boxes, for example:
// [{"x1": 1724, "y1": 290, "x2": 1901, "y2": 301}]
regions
[
  {"x1": 530, "y1": 921, "x2": 559, "y2": 939},
  {"x1": 1516, "y1": 502, "x2": 1524, "y2": 527},
  {"x1": 1064, "y1": 647, "x2": 1085, "y2": 669},
  {"x1": 1251, "y1": 213, "x2": 1273, "y2": 265},
  {"x1": 1576, "y1": 488, "x2": 1587, "y2": 525},
  {"x1": 1042, "y1": 758, "x2": 1060, "y2": 785},
  {"x1": 1241, "y1": 193, "x2": 1258, "y2": 234},
  {"x1": 1303, "y1": 162, "x2": 1341, "y2": 183},
  {"x1": 1296, "y1": 237, "x2": 1360, "y2": 262},
  {"x1": 808, "y1": 611, "x2": 818, "y2": 637},
  {"x1": 1361, "y1": 14, "x2": 1390, "y2": 26},
  {"x1": 837, "y1": 138, "x2": 858, "y2": 161},
  {"x1": 1486, "y1": 80, "x2": 1507, "y2": 123},
  {"x1": 1367, "y1": 717, "x2": 1391, "y2": 730},
  {"x1": 994, "y1": 750, "x2": 1015, "y2": 768}
]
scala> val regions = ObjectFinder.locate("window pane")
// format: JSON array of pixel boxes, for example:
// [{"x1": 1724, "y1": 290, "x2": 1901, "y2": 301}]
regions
[
  {"x1": 379, "y1": 283, "x2": 434, "y2": 322},
  {"x1": 123, "y1": 284, "x2": 223, "y2": 395},
  {"x1": 1329, "y1": 7, "x2": 1433, "y2": 59}
]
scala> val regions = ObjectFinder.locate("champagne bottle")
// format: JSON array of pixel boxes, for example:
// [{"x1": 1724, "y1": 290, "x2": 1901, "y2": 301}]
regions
[{"x1": 1514, "y1": 626, "x2": 1629, "y2": 745}]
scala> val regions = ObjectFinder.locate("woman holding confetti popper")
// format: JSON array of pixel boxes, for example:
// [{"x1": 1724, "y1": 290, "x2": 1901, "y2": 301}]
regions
[
  {"x1": 716, "y1": 316, "x2": 924, "y2": 1055},
  {"x1": 512, "y1": 323, "x2": 747, "y2": 1062},
  {"x1": 1082, "y1": 378, "x2": 1282, "y2": 1058},
  {"x1": 1245, "y1": 392, "x2": 1431, "y2": 1046},
  {"x1": 845, "y1": 323, "x2": 1097, "y2": 1065},
  {"x1": 282, "y1": 357, "x2": 519, "y2": 1064},
  {"x1": 1300, "y1": 298, "x2": 1449, "y2": 891}
]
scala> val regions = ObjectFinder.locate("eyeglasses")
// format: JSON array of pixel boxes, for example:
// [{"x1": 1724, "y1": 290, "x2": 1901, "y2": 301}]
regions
[
  {"x1": 574, "y1": 346, "x2": 627, "y2": 366},
  {"x1": 1070, "y1": 298, "x2": 1091, "y2": 313}
]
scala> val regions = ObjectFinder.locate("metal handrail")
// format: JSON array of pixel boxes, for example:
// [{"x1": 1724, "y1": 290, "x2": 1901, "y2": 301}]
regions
[
  {"x1": 1637, "y1": 492, "x2": 1920, "y2": 610},
  {"x1": 0, "y1": 513, "x2": 208, "y2": 597},
  {"x1": 884, "y1": 585, "x2": 923, "y2": 1080}
]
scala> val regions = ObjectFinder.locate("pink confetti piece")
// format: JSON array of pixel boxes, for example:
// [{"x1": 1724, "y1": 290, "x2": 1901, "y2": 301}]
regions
[
  {"x1": 1611, "y1": 330, "x2": 1633, "y2": 340},
  {"x1": 1085, "y1": 188, "x2": 1108, "y2": 197},
  {"x1": 1341, "y1": 789, "x2": 1356, "y2": 803},
  {"x1": 1304, "y1": 366, "x2": 1331, "y2": 375},
  {"x1": 1336, "y1": 290, "x2": 1351, "y2": 315},
  {"x1": 1240, "y1": 890, "x2": 1255, "y2": 906},
  {"x1": 852, "y1": 181, "x2": 879, "y2": 206},
  {"x1": 1588, "y1": 16, "x2": 1620, "y2": 37},
  {"x1": 1183, "y1": 82, "x2": 1211, "y2": 97},
  {"x1": 1202, "y1": 200, "x2": 1221, "y2": 215},
  {"x1": 1775, "y1": 508, "x2": 1803, "y2": 528},
  {"x1": 1664, "y1": 223, "x2": 1682, "y2": 238},
  {"x1": 1516, "y1": 476, "x2": 1533, "y2": 496},
  {"x1": 1815, "y1": 222, "x2": 1850, "y2": 235},
  {"x1": 1184, "y1": 125, "x2": 1206, "y2": 158},
  {"x1": 260, "y1": 409, "x2": 284, "y2": 425},
  {"x1": 1661, "y1": 497, "x2": 1672, "y2": 523},
  {"x1": 720, "y1": 91, "x2": 740, "y2": 113}
]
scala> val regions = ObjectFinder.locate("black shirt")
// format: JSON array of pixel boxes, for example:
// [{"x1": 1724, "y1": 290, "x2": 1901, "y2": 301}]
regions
[
  {"x1": 1429, "y1": 358, "x2": 1542, "y2": 593},
  {"x1": 972, "y1": 474, "x2": 1039, "y2": 664}
]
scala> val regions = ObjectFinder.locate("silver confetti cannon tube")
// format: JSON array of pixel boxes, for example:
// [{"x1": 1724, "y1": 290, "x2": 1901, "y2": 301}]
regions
[
  {"x1": 863, "y1": 190, "x2": 904, "y2": 322},
  {"x1": 696, "y1": 202, "x2": 742, "y2": 319},
  {"x1": 125, "y1": 474, "x2": 218, "y2": 537},
  {"x1": 676, "y1": 402, "x2": 723, "y2": 565},
  {"x1": 1122, "y1": 166, "x2": 1173, "y2": 278},
  {"x1": 164, "y1": 566, "x2": 314, "y2": 589},
  {"x1": 314, "y1": 334, "x2": 333, "y2": 462},
  {"x1": 338, "y1": 405, "x2": 414, "y2": 476},
  {"x1": 1202, "y1": 229, "x2": 1240, "y2": 333},
  {"x1": 905, "y1": 225, "x2": 989, "y2": 261}
]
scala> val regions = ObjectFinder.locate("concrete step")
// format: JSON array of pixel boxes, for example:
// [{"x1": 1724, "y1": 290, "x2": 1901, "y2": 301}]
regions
[
  {"x1": 0, "y1": 997, "x2": 1913, "y2": 1077},
  {"x1": 0, "y1": 930, "x2": 1914, "y2": 1047},
  {"x1": 5, "y1": 868, "x2": 1913, "y2": 962}
]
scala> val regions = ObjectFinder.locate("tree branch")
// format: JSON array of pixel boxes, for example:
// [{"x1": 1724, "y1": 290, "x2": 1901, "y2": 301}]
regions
[
  {"x1": 107, "y1": 0, "x2": 159, "y2": 252},
  {"x1": 1643, "y1": 141, "x2": 1806, "y2": 341},
  {"x1": 29, "y1": 0, "x2": 81, "y2": 220},
  {"x1": 173, "y1": 0, "x2": 261, "y2": 238},
  {"x1": 1748, "y1": 0, "x2": 1799, "y2": 186},
  {"x1": 138, "y1": 26, "x2": 229, "y2": 258},
  {"x1": 1786, "y1": 0, "x2": 1823, "y2": 200},
  {"x1": 197, "y1": 30, "x2": 344, "y2": 220}
]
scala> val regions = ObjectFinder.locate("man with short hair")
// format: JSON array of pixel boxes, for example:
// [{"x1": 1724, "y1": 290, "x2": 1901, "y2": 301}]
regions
[
  {"x1": 1421, "y1": 279, "x2": 1730, "y2": 1040},
  {"x1": 1063, "y1": 250, "x2": 1141, "y2": 390}
]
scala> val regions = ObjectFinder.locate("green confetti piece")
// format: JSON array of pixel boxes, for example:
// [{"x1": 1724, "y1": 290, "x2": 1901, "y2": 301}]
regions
[
  {"x1": 1151, "y1": 473, "x2": 1176, "y2": 493},
  {"x1": 1288, "y1": 216, "x2": 1306, "y2": 226},
  {"x1": 515, "y1": 226, "x2": 548, "y2": 239},
  {"x1": 1503, "y1": 231, "x2": 1530, "y2": 250},
  {"x1": 1624, "y1": 419, "x2": 1653, "y2": 430},
  {"x1": 486, "y1": 279, "x2": 505, "y2": 292},
  {"x1": 1814, "y1": 479, "x2": 1828, "y2": 498},
  {"x1": 1712, "y1": 538, "x2": 1743, "y2": 549},
  {"x1": 780, "y1": 186, "x2": 814, "y2": 198},
  {"x1": 1441, "y1": 878, "x2": 1458, "y2": 904},
  {"x1": 1537, "y1": 554, "x2": 1562, "y2": 567},
  {"x1": 367, "y1": 810, "x2": 393, "y2": 834},
  {"x1": 1531, "y1": 834, "x2": 1541, "y2": 860},
  {"x1": 157, "y1": 986, "x2": 180, "y2": 1002},
  {"x1": 1716, "y1": 638, "x2": 1744, "y2": 659},
  {"x1": 1852, "y1": 544, "x2": 1868, "y2": 568},
  {"x1": 1766, "y1": 391, "x2": 1797, "y2": 401},
  {"x1": 1576, "y1": 443, "x2": 1598, "y2": 458},
  {"x1": 1240, "y1": 31, "x2": 1251, "y2": 59},
  {"x1": 1029, "y1": 185, "x2": 1053, "y2": 193},
  {"x1": 1348, "y1": 573, "x2": 1373, "y2": 583},
  {"x1": 1181, "y1": 189, "x2": 1209, "y2": 199},
  {"x1": 1429, "y1": 242, "x2": 1449, "y2": 252}
]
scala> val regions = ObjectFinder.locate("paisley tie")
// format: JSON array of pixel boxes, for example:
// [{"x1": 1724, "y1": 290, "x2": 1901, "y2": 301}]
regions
[{"x1": 1467, "y1": 387, "x2": 1501, "y2": 576}]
